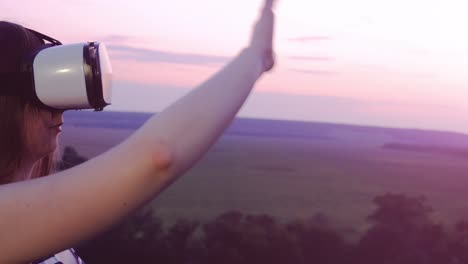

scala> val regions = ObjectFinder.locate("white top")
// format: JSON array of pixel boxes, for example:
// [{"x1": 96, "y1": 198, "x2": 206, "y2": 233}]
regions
[{"x1": 35, "y1": 248, "x2": 85, "y2": 264}]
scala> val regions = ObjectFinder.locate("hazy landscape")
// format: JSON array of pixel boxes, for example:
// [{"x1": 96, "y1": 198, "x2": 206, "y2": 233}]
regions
[{"x1": 61, "y1": 111, "x2": 468, "y2": 237}]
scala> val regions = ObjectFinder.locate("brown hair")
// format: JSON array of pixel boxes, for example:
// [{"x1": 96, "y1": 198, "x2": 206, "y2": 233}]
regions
[{"x1": 0, "y1": 21, "x2": 56, "y2": 184}]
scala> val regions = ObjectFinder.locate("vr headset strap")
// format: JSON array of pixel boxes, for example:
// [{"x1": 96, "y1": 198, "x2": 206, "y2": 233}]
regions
[{"x1": 0, "y1": 72, "x2": 32, "y2": 96}]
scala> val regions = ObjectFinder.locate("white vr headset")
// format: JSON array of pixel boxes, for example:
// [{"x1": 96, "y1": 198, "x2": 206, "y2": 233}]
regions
[{"x1": 0, "y1": 28, "x2": 112, "y2": 111}]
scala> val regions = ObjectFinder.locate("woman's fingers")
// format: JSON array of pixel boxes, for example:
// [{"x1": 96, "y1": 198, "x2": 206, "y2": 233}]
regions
[
  {"x1": 263, "y1": 0, "x2": 275, "y2": 11},
  {"x1": 249, "y1": 0, "x2": 276, "y2": 73}
]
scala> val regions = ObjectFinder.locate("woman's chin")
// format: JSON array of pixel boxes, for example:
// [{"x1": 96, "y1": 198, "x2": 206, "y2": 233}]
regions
[{"x1": 46, "y1": 137, "x2": 60, "y2": 155}]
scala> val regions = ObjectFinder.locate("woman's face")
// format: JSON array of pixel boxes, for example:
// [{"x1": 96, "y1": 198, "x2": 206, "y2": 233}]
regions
[{"x1": 23, "y1": 105, "x2": 64, "y2": 160}]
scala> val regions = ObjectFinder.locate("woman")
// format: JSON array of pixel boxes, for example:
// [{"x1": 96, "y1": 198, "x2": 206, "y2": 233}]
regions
[{"x1": 0, "y1": 0, "x2": 276, "y2": 263}]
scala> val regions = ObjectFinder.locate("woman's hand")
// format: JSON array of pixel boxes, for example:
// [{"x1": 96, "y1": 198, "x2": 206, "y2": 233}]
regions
[{"x1": 249, "y1": 0, "x2": 276, "y2": 73}]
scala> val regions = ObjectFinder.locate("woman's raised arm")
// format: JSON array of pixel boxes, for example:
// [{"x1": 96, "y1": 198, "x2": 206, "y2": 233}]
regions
[{"x1": 0, "y1": 1, "x2": 276, "y2": 263}]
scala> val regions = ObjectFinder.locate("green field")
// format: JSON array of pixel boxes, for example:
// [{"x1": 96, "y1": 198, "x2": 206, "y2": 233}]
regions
[
  {"x1": 61, "y1": 111, "x2": 468, "y2": 238},
  {"x1": 146, "y1": 135, "x2": 468, "y2": 236}
]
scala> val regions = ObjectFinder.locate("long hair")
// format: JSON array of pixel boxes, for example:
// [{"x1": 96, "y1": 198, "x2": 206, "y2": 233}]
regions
[{"x1": 0, "y1": 21, "x2": 57, "y2": 184}]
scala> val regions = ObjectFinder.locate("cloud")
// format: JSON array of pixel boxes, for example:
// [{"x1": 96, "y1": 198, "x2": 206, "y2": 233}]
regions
[
  {"x1": 290, "y1": 69, "x2": 340, "y2": 75},
  {"x1": 354, "y1": 64, "x2": 436, "y2": 79},
  {"x1": 359, "y1": 16, "x2": 376, "y2": 25},
  {"x1": 49, "y1": 0, "x2": 92, "y2": 5},
  {"x1": 108, "y1": 44, "x2": 230, "y2": 66},
  {"x1": 289, "y1": 56, "x2": 335, "y2": 61},
  {"x1": 100, "y1": 35, "x2": 132, "y2": 43},
  {"x1": 407, "y1": 73, "x2": 437, "y2": 79},
  {"x1": 105, "y1": 80, "x2": 468, "y2": 134},
  {"x1": 409, "y1": 49, "x2": 431, "y2": 56},
  {"x1": 369, "y1": 100, "x2": 455, "y2": 111},
  {"x1": 287, "y1": 36, "x2": 332, "y2": 43}
]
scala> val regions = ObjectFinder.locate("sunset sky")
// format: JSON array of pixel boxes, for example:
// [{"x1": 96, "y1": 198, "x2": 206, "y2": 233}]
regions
[{"x1": 2, "y1": 0, "x2": 467, "y2": 133}]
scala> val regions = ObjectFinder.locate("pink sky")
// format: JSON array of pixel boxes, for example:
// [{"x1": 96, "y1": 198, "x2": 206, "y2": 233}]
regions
[{"x1": 2, "y1": 0, "x2": 468, "y2": 133}]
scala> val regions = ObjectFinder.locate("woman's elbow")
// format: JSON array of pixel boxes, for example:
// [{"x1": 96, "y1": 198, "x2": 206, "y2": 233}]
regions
[{"x1": 151, "y1": 141, "x2": 173, "y2": 171}]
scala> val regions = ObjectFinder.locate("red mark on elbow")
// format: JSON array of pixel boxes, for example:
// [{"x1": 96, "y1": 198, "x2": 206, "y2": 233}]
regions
[{"x1": 152, "y1": 142, "x2": 173, "y2": 171}]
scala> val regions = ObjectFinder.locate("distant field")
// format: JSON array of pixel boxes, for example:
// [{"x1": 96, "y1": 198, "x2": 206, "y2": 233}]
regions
[{"x1": 60, "y1": 111, "x2": 468, "y2": 237}]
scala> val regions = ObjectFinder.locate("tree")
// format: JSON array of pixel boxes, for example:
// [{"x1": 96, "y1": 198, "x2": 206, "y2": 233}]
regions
[
  {"x1": 357, "y1": 193, "x2": 452, "y2": 264},
  {"x1": 198, "y1": 211, "x2": 292, "y2": 264},
  {"x1": 57, "y1": 146, "x2": 87, "y2": 171}
]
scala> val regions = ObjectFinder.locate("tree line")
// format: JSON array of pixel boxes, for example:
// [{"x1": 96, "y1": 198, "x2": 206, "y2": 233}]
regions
[{"x1": 61, "y1": 146, "x2": 468, "y2": 264}]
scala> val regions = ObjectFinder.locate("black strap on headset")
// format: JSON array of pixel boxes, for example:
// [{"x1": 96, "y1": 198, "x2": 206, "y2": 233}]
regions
[{"x1": 25, "y1": 27, "x2": 63, "y2": 46}]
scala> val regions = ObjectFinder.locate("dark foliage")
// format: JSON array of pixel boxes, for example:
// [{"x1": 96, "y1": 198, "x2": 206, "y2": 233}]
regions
[
  {"x1": 59, "y1": 147, "x2": 468, "y2": 264},
  {"x1": 57, "y1": 146, "x2": 87, "y2": 171},
  {"x1": 73, "y1": 193, "x2": 468, "y2": 264}
]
